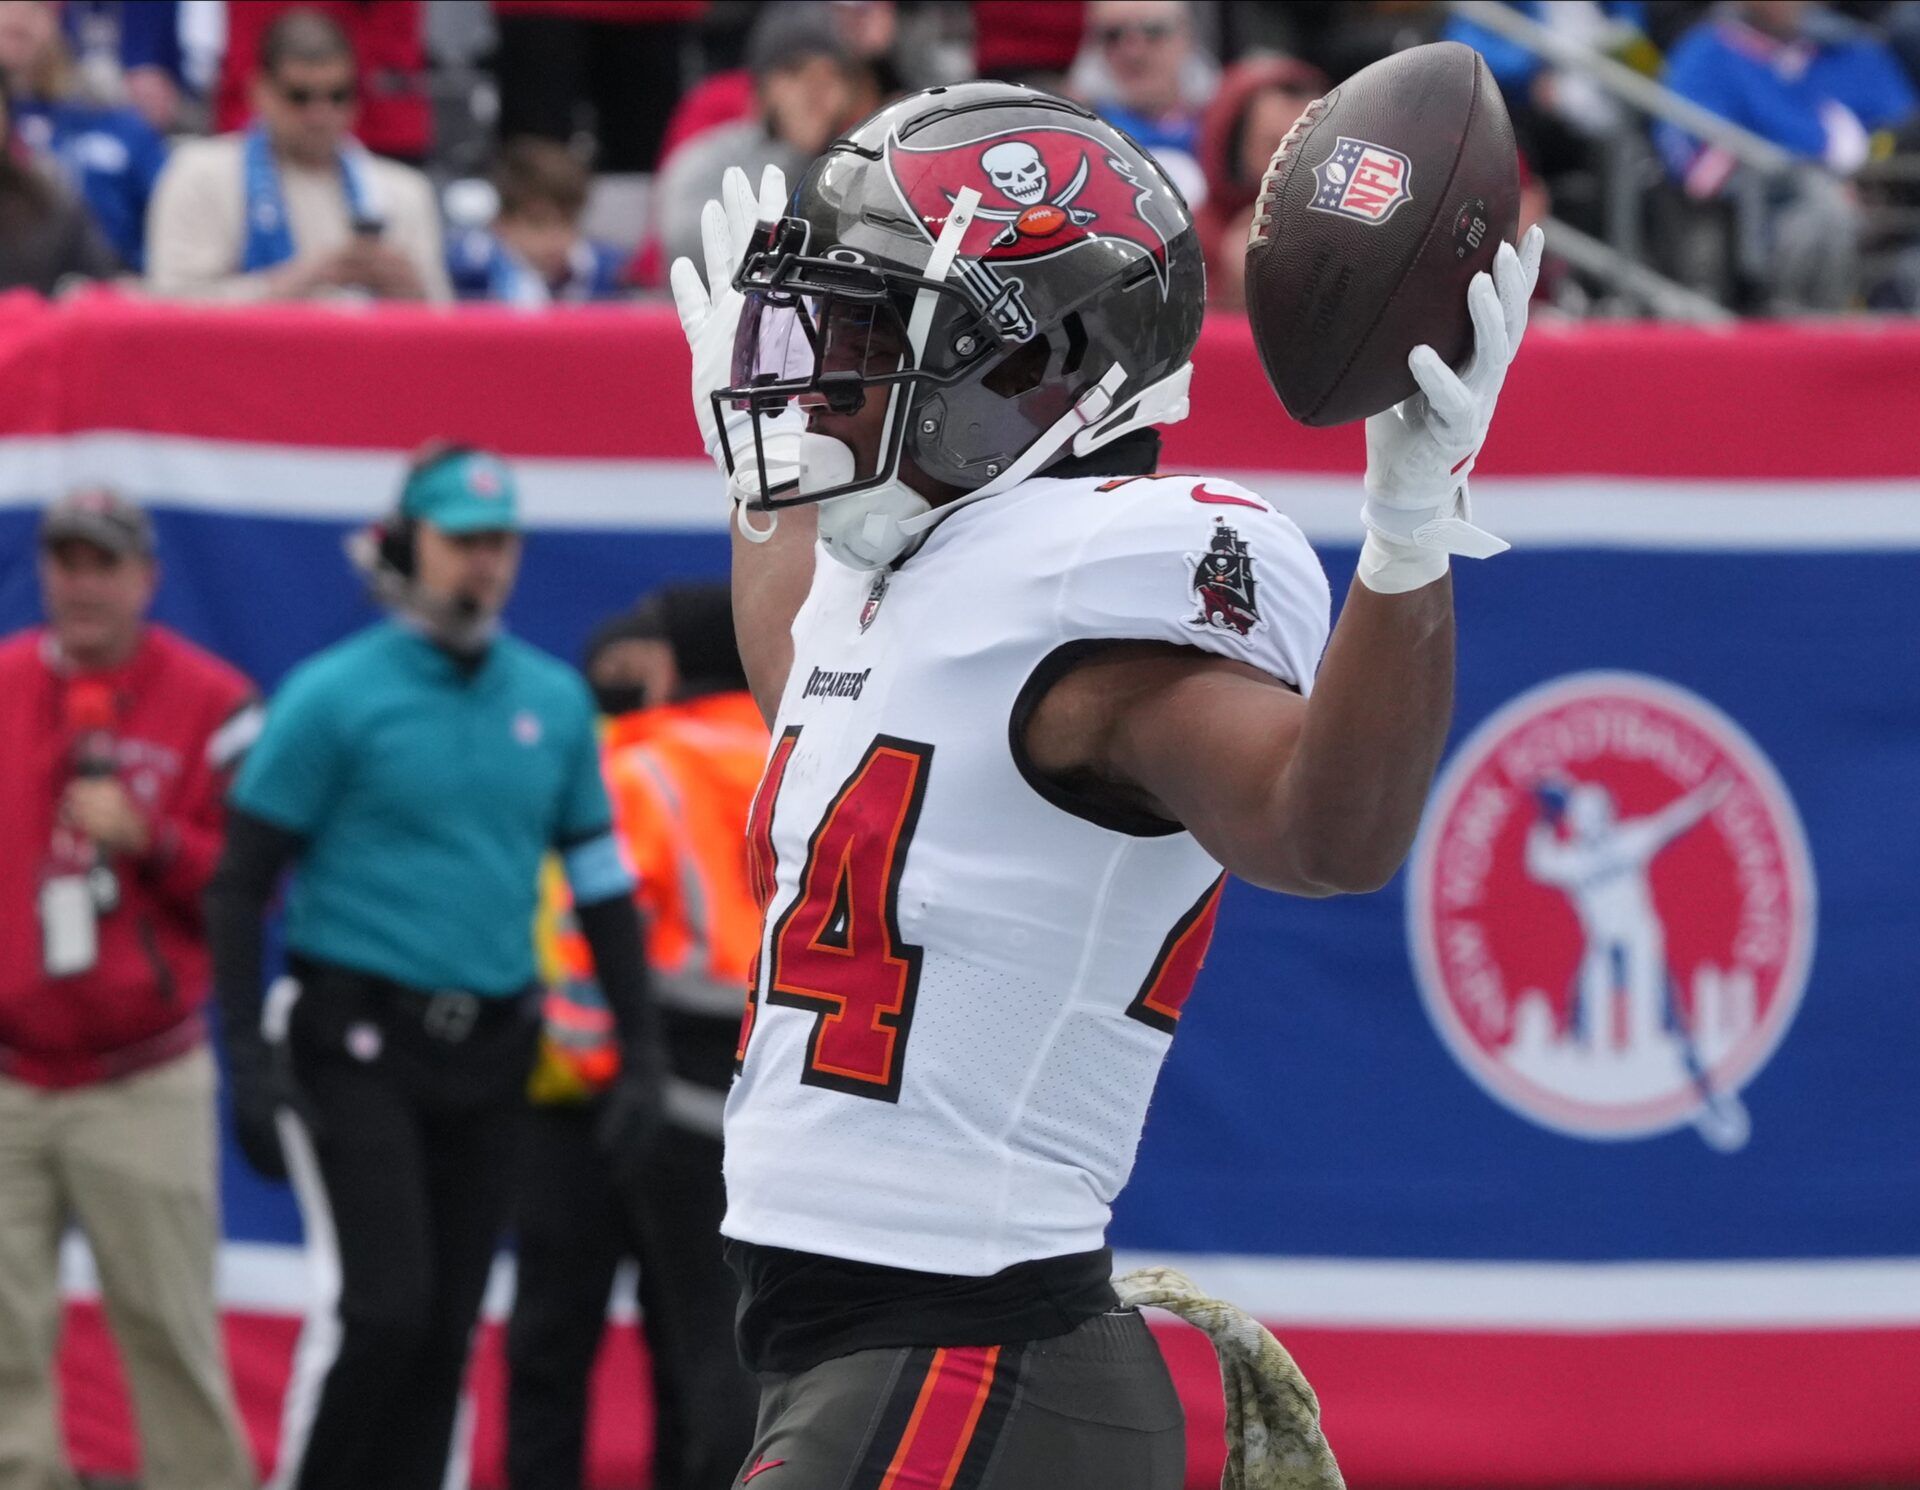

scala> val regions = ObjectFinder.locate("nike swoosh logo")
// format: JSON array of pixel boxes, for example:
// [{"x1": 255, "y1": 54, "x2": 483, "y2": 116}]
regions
[
  {"x1": 1191, "y1": 483, "x2": 1266, "y2": 510},
  {"x1": 743, "y1": 1459, "x2": 786, "y2": 1484}
]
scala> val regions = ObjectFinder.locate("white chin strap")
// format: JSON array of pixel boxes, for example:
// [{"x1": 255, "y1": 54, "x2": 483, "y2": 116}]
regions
[{"x1": 809, "y1": 425, "x2": 933, "y2": 571}]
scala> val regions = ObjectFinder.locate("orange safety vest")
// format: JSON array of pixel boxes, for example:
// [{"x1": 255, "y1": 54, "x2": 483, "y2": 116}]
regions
[{"x1": 530, "y1": 691, "x2": 769, "y2": 1102}]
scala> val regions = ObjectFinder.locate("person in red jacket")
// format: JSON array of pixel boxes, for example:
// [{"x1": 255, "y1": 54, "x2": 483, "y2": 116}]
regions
[
  {"x1": 1193, "y1": 54, "x2": 1326, "y2": 311},
  {"x1": 0, "y1": 487, "x2": 257, "y2": 1490}
]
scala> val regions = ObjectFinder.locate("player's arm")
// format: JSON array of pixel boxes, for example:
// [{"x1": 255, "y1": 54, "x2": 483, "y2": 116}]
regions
[
  {"x1": 1028, "y1": 578, "x2": 1451, "y2": 896},
  {"x1": 1637, "y1": 774, "x2": 1733, "y2": 853},
  {"x1": 1034, "y1": 234, "x2": 1542, "y2": 896},
  {"x1": 1524, "y1": 818, "x2": 1568, "y2": 882},
  {"x1": 730, "y1": 503, "x2": 815, "y2": 722},
  {"x1": 672, "y1": 165, "x2": 810, "y2": 723}
]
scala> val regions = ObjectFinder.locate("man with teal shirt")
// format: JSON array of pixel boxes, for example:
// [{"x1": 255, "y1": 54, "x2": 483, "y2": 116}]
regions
[{"x1": 206, "y1": 446, "x2": 663, "y2": 1490}]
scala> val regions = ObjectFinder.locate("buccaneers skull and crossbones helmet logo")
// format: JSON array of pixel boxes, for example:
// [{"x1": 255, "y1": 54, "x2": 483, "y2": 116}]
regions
[{"x1": 715, "y1": 82, "x2": 1205, "y2": 568}]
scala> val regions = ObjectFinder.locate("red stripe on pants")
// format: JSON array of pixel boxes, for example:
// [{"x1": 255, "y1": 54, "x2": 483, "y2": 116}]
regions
[{"x1": 876, "y1": 1345, "x2": 1000, "y2": 1490}]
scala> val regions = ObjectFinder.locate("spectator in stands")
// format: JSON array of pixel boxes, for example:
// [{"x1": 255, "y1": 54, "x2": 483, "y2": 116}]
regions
[
  {"x1": 972, "y1": 0, "x2": 1087, "y2": 90},
  {"x1": 0, "y1": 75, "x2": 120, "y2": 292},
  {"x1": 145, "y1": 8, "x2": 449, "y2": 303},
  {"x1": 1195, "y1": 55, "x2": 1325, "y2": 310},
  {"x1": 1444, "y1": 1, "x2": 1648, "y2": 218},
  {"x1": 832, "y1": 1, "x2": 911, "y2": 109},
  {"x1": 657, "y1": 0, "x2": 888, "y2": 172},
  {"x1": 213, "y1": 0, "x2": 429, "y2": 165},
  {"x1": 1444, "y1": 5, "x2": 1650, "y2": 130},
  {"x1": 655, "y1": 5, "x2": 856, "y2": 275},
  {"x1": 448, "y1": 138, "x2": 625, "y2": 305},
  {"x1": 0, "y1": 487, "x2": 258, "y2": 1490},
  {"x1": 61, "y1": 0, "x2": 188, "y2": 135},
  {"x1": 1657, "y1": 0, "x2": 1918, "y2": 309},
  {"x1": 651, "y1": 60, "x2": 754, "y2": 185},
  {"x1": 1077, "y1": 0, "x2": 1212, "y2": 206},
  {"x1": 0, "y1": 0, "x2": 166, "y2": 271},
  {"x1": 1285, "y1": 1, "x2": 1446, "y2": 86},
  {"x1": 492, "y1": 0, "x2": 704, "y2": 176},
  {"x1": 638, "y1": 0, "x2": 905, "y2": 290},
  {"x1": 510, "y1": 583, "x2": 762, "y2": 1490}
]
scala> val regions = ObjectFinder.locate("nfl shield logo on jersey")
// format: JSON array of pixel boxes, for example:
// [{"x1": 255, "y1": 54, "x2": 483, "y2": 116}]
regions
[
  {"x1": 860, "y1": 571, "x2": 889, "y2": 633},
  {"x1": 1308, "y1": 137, "x2": 1413, "y2": 224},
  {"x1": 1407, "y1": 673, "x2": 1816, "y2": 1152}
]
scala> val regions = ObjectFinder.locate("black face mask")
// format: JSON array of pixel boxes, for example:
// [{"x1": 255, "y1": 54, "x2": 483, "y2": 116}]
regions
[{"x1": 592, "y1": 682, "x2": 647, "y2": 717}]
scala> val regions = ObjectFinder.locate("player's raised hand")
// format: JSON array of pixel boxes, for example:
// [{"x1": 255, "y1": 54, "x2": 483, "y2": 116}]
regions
[
  {"x1": 670, "y1": 164, "x2": 783, "y2": 462},
  {"x1": 1358, "y1": 225, "x2": 1543, "y2": 591},
  {"x1": 1367, "y1": 224, "x2": 1542, "y2": 507}
]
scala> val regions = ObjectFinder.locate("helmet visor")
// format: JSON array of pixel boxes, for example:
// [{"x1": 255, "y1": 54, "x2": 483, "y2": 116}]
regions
[
  {"x1": 717, "y1": 274, "x2": 921, "y2": 511},
  {"x1": 728, "y1": 290, "x2": 915, "y2": 411},
  {"x1": 712, "y1": 219, "x2": 1015, "y2": 510}
]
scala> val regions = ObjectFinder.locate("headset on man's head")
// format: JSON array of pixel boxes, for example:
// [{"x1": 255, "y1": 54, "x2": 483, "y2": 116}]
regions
[{"x1": 374, "y1": 441, "x2": 485, "y2": 579}]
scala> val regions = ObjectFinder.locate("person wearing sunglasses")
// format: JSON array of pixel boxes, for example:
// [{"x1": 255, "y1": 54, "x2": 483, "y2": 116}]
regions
[
  {"x1": 146, "y1": 8, "x2": 449, "y2": 302},
  {"x1": 1082, "y1": 0, "x2": 1210, "y2": 208}
]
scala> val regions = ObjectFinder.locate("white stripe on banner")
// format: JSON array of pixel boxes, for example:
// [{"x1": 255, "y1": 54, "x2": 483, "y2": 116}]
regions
[
  {"x1": 1104, "y1": 1252, "x2": 1920, "y2": 1330},
  {"x1": 2, "y1": 432, "x2": 1919, "y2": 548},
  {"x1": 0, "y1": 433, "x2": 724, "y2": 531},
  {"x1": 1227, "y1": 472, "x2": 1920, "y2": 551},
  {"x1": 55, "y1": 1236, "x2": 1920, "y2": 1331}
]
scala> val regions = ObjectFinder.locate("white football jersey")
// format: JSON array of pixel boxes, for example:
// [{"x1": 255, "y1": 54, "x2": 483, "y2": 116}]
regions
[{"x1": 722, "y1": 472, "x2": 1332, "y2": 1275}]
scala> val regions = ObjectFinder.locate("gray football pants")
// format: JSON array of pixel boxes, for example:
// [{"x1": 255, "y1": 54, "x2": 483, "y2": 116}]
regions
[{"x1": 730, "y1": 1308, "x2": 1185, "y2": 1490}]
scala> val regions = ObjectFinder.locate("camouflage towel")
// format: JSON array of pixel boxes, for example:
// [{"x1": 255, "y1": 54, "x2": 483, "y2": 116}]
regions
[{"x1": 1114, "y1": 1265, "x2": 1346, "y2": 1490}]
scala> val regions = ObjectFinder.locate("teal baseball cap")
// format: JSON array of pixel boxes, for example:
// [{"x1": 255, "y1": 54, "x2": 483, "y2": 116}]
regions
[{"x1": 399, "y1": 448, "x2": 520, "y2": 534}]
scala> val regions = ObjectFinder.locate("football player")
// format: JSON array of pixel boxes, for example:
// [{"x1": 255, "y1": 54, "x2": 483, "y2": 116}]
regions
[{"x1": 672, "y1": 82, "x2": 1543, "y2": 1490}]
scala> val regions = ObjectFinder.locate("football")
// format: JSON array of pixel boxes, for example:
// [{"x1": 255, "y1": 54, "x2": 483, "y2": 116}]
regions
[
  {"x1": 1016, "y1": 203, "x2": 1068, "y2": 237},
  {"x1": 1244, "y1": 41, "x2": 1519, "y2": 427}
]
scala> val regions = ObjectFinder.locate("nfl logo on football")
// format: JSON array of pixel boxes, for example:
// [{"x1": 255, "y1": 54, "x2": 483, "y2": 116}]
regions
[
  {"x1": 1407, "y1": 672, "x2": 1817, "y2": 1152},
  {"x1": 1308, "y1": 136, "x2": 1414, "y2": 224}
]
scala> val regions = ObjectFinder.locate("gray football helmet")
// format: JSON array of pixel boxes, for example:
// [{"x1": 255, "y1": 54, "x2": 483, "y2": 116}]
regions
[{"x1": 717, "y1": 81, "x2": 1205, "y2": 568}]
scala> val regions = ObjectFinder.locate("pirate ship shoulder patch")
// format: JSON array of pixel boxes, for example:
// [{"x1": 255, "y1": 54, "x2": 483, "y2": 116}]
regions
[{"x1": 1187, "y1": 518, "x2": 1262, "y2": 637}]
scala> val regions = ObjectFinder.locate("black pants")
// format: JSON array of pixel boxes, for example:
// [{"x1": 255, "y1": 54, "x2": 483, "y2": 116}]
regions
[
  {"x1": 276, "y1": 970, "x2": 541, "y2": 1490},
  {"x1": 732, "y1": 1309, "x2": 1186, "y2": 1490},
  {"x1": 507, "y1": 1103, "x2": 757, "y2": 1490},
  {"x1": 491, "y1": 15, "x2": 687, "y2": 172}
]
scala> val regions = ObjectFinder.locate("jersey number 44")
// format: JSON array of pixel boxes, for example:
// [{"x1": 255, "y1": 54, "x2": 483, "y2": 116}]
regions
[
  {"x1": 738, "y1": 727, "x2": 933, "y2": 1103},
  {"x1": 736, "y1": 726, "x2": 1222, "y2": 1104}
]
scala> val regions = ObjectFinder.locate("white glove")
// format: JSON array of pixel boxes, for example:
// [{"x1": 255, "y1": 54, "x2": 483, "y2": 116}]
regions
[
  {"x1": 1359, "y1": 225, "x2": 1544, "y2": 594},
  {"x1": 669, "y1": 164, "x2": 802, "y2": 530}
]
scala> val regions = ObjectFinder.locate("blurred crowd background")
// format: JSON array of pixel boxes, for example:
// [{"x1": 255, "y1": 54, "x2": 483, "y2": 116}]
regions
[{"x1": 3, "y1": 0, "x2": 1919, "y2": 320}]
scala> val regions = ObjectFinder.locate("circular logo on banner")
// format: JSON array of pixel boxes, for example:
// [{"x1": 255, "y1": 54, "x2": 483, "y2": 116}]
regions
[{"x1": 1408, "y1": 673, "x2": 1816, "y2": 1152}]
